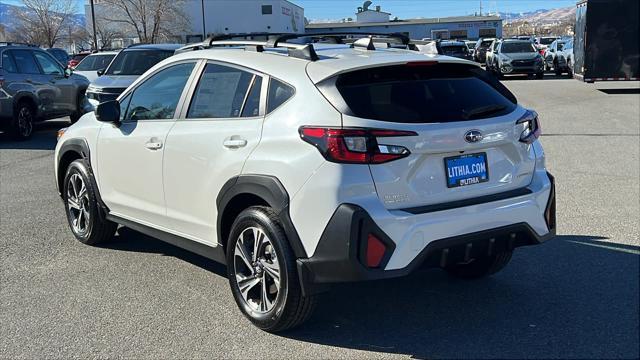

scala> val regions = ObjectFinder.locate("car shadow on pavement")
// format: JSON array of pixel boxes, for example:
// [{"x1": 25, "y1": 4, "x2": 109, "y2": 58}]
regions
[
  {"x1": 102, "y1": 227, "x2": 228, "y2": 278},
  {"x1": 97, "y1": 229, "x2": 639, "y2": 358},
  {"x1": 0, "y1": 119, "x2": 68, "y2": 150},
  {"x1": 598, "y1": 88, "x2": 640, "y2": 95},
  {"x1": 282, "y1": 235, "x2": 640, "y2": 359}
]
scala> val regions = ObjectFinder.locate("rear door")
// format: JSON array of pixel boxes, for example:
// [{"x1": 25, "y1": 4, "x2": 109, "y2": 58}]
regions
[
  {"x1": 162, "y1": 62, "x2": 266, "y2": 245},
  {"x1": 333, "y1": 62, "x2": 536, "y2": 210}
]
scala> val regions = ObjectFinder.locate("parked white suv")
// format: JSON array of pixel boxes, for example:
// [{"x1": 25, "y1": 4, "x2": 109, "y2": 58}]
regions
[{"x1": 54, "y1": 34, "x2": 556, "y2": 332}]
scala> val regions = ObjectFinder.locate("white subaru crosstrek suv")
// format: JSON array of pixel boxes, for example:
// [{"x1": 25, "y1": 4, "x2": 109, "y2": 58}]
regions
[{"x1": 54, "y1": 34, "x2": 556, "y2": 332}]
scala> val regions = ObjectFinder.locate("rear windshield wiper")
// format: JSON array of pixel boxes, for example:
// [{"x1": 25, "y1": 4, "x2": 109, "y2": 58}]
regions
[{"x1": 462, "y1": 104, "x2": 507, "y2": 120}]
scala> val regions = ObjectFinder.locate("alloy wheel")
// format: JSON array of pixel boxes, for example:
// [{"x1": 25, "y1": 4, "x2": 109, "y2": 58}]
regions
[
  {"x1": 233, "y1": 227, "x2": 281, "y2": 313},
  {"x1": 66, "y1": 173, "x2": 90, "y2": 234}
]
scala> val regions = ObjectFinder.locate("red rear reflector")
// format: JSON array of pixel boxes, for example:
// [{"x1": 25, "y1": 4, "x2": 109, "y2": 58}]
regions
[{"x1": 366, "y1": 234, "x2": 386, "y2": 268}]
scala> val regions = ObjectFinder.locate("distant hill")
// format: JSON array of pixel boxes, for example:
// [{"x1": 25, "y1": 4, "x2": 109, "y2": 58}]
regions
[{"x1": 498, "y1": 7, "x2": 576, "y2": 25}]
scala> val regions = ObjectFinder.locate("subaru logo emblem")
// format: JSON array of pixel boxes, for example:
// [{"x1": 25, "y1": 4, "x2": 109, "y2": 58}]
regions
[{"x1": 464, "y1": 130, "x2": 483, "y2": 143}]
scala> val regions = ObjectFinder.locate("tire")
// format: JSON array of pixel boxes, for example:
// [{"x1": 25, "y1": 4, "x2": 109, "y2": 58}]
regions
[
  {"x1": 226, "y1": 206, "x2": 316, "y2": 332},
  {"x1": 444, "y1": 251, "x2": 513, "y2": 279},
  {"x1": 9, "y1": 101, "x2": 35, "y2": 141},
  {"x1": 536, "y1": 72, "x2": 544, "y2": 80},
  {"x1": 63, "y1": 159, "x2": 117, "y2": 245},
  {"x1": 567, "y1": 59, "x2": 574, "y2": 78},
  {"x1": 554, "y1": 60, "x2": 562, "y2": 76}
]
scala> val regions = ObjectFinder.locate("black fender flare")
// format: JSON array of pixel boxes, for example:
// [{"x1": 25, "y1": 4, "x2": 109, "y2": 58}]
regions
[
  {"x1": 216, "y1": 175, "x2": 307, "y2": 259},
  {"x1": 13, "y1": 92, "x2": 42, "y2": 118}
]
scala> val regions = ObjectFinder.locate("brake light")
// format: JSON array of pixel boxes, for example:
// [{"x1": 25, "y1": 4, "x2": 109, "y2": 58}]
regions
[
  {"x1": 299, "y1": 127, "x2": 417, "y2": 164},
  {"x1": 516, "y1": 110, "x2": 541, "y2": 144},
  {"x1": 366, "y1": 234, "x2": 386, "y2": 268}
]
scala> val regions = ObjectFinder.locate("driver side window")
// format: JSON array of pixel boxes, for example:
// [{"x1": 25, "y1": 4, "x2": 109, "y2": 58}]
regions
[
  {"x1": 124, "y1": 62, "x2": 195, "y2": 121},
  {"x1": 33, "y1": 52, "x2": 63, "y2": 76}
]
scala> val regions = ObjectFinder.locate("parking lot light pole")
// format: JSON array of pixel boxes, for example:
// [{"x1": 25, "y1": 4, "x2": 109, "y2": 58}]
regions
[
  {"x1": 90, "y1": 0, "x2": 98, "y2": 50},
  {"x1": 201, "y1": 0, "x2": 206, "y2": 40}
]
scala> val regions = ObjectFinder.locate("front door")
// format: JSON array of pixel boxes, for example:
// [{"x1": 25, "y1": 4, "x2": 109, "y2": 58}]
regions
[
  {"x1": 33, "y1": 50, "x2": 75, "y2": 115},
  {"x1": 96, "y1": 62, "x2": 197, "y2": 227}
]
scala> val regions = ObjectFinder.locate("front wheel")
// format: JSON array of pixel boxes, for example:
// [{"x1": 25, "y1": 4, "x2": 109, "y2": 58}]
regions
[
  {"x1": 444, "y1": 251, "x2": 513, "y2": 279},
  {"x1": 63, "y1": 159, "x2": 117, "y2": 245},
  {"x1": 227, "y1": 206, "x2": 316, "y2": 332}
]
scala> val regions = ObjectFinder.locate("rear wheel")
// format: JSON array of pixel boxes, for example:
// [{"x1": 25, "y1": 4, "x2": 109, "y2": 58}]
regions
[
  {"x1": 63, "y1": 159, "x2": 117, "y2": 245},
  {"x1": 10, "y1": 101, "x2": 34, "y2": 140},
  {"x1": 227, "y1": 206, "x2": 316, "y2": 332},
  {"x1": 444, "y1": 251, "x2": 513, "y2": 279},
  {"x1": 554, "y1": 60, "x2": 562, "y2": 76}
]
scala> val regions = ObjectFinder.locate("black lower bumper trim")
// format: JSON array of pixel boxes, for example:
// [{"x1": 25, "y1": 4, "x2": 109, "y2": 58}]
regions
[
  {"x1": 297, "y1": 204, "x2": 554, "y2": 295},
  {"x1": 401, "y1": 187, "x2": 533, "y2": 215}
]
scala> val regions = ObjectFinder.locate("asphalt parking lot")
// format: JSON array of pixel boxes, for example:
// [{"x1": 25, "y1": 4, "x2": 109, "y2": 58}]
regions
[{"x1": 1, "y1": 75, "x2": 639, "y2": 359}]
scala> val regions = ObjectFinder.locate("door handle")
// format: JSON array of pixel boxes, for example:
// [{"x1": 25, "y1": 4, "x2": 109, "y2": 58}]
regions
[
  {"x1": 223, "y1": 138, "x2": 247, "y2": 149},
  {"x1": 145, "y1": 140, "x2": 163, "y2": 150}
]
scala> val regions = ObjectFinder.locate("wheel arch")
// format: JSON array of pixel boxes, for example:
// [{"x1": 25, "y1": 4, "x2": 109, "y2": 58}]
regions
[
  {"x1": 56, "y1": 138, "x2": 91, "y2": 196},
  {"x1": 217, "y1": 175, "x2": 307, "y2": 259},
  {"x1": 14, "y1": 93, "x2": 40, "y2": 118}
]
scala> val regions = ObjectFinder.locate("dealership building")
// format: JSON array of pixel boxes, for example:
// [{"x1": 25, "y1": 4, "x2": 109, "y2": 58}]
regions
[
  {"x1": 85, "y1": 0, "x2": 304, "y2": 47},
  {"x1": 306, "y1": 4, "x2": 502, "y2": 40}
]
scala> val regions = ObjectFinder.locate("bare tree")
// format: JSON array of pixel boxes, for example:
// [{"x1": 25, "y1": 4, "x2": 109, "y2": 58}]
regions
[
  {"x1": 99, "y1": 0, "x2": 189, "y2": 43},
  {"x1": 11, "y1": 0, "x2": 76, "y2": 48}
]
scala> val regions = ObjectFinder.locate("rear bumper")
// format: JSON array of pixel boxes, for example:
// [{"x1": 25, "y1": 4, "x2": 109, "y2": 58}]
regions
[{"x1": 297, "y1": 172, "x2": 556, "y2": 295}]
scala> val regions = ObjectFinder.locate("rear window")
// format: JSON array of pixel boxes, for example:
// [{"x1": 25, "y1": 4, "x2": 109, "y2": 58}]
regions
[
  {"x1": 75, "y1": 54, "x2": 115, "y2": 71},
  {"x1": 106, "y1": 50, "x2": 174, "y2": 76},
  {"x1": 441, "y1": 45, "x2": 467, "y2": 55},
  {"x1": 539, "y1": 38, "x2": 556, "y2": 45},
  {"x1": 335, "y1": 63, "x2": 517, "y2": 123}
]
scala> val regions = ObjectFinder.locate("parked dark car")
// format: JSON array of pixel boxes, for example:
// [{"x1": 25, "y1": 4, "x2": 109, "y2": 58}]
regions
[
  {"x1": 492, "y1": 39, "x2": 545, "y2": 79},
  {"x1": 86, "y1": 43, "x2": 181, "y2": 106},
  {"x1": 474, "y1": 38, "x2": 495, "y2": 63},
  {"x1": 0, "y1": 44, "x2": 90, "y2": 140},
  {"x1": 556, "y1": 38, "x2": 575, "y2": 77},
  {"x1": 439, "y1": 40, "x2": 473, "y2": 61},
  {"x1": 46, "y1": 48, "x2": 70, "y2": 66}
]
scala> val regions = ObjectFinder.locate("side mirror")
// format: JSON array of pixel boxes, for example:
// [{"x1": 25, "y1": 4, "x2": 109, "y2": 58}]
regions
[
  {"x1": 95, "y1": 100, "x2": 120, "y2": 123},
  {"x1": 97, "y1": 68, "x2": 105, "y2": 76},
  {"x1": 64, "y1": 68, "x2": 72, "y2": 78}
]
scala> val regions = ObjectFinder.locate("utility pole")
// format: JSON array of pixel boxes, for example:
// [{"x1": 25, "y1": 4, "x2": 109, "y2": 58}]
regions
[
  {"x1": 201, "y1": 0, "x2": 206, "y2": 40},
  {"x1": 479, "y1": 0, "x2": 483, "y2": 16},
  {"x1": 90, "y1": 0, "x2": 98, "y2": 50}
]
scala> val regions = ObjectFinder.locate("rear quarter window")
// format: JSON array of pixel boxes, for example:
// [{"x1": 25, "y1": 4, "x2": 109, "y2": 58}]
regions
[{"x1": 335, "y1": 63, "x2": 517, "y2": 123}]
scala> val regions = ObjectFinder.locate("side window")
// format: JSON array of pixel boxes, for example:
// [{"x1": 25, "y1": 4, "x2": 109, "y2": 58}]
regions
[
  {"x1": 187, "y1": 63, "x2": 254, "y2": 119},
  {"x1": 262, "y1": 5, "x2": 272, "y2": 14},
  {"x1": 11, "y1": 50, "x2": 41, "y2": 74},
  {"x1": 241, "y1": 77, "x2": 262, "y2": 117},
  {"x1": 267, "y1": 79, "x2": 294, "y2": 114},
  {"x1": 124, "y1": 62, "x2": 195, "y2": 121},
  {"x1": 34, "y1": 52, "x2": 63, "y2": 75},
  {"x1": 2, "y1": 52, "x2": 18, "y2": 73},
  {"x1": 118, "y1": 93, "x2": 132, "y2": 122}
]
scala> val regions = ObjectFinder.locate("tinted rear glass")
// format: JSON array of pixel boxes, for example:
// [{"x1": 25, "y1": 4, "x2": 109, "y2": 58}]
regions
[
  {"x1": 336, "y1": 64, "x2": 517, "y2": 123},
  {"x1": 441, "y1": 45, "x2": 467, "y2": 54},
  {"x1": 539, "y1": 38, "x2": 556, "y2": 45},
  {"x1": 106, "y1": 50, "x2": 174, "y2": 75}
]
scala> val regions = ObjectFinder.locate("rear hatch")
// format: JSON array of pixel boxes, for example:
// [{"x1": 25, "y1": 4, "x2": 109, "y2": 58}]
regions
[{"x1": 316, "y1": 62, "x2": 537, "y2": 210}]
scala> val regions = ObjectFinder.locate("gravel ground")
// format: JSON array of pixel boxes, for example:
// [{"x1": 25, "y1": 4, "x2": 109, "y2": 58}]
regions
[{"x1": 1, "y1": 75, "x2": 638, "y2": 359}]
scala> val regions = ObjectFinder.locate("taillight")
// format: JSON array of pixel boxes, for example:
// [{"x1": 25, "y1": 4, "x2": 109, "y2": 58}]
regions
[
  {"x1": 517, "y1": 110, "x2": 541, "y2": 144},
  {"x1": 299, "y1": 127, "x2": 417, "y2": 164}
]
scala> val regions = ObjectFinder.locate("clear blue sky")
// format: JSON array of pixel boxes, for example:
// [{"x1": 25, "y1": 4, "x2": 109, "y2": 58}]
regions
[{"x1": 3, "y1": 0, "x2": 576, "y2": 19}]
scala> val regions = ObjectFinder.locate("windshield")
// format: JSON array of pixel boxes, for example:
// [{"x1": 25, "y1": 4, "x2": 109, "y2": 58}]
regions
[
  {"x1": 501, "y1": 42, "x2": 536, "y2": 53},
  {"x1": 539, "y1": 37, "x2": 556, "y2": 45},
  {"x1": 336, "y1": 63, "x2": 517, "y2": 123},
  {"x1": 105, "y1": 50, "x2": 174, "y2": 75},
  {"x1": 75, "y1": 54, "x2": 115, "y2": 71}
]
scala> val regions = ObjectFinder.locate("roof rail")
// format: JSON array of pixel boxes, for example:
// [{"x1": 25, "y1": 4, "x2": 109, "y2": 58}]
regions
[{"x1": 174, "y1": 32, "x2": 439, "y2": 60}]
